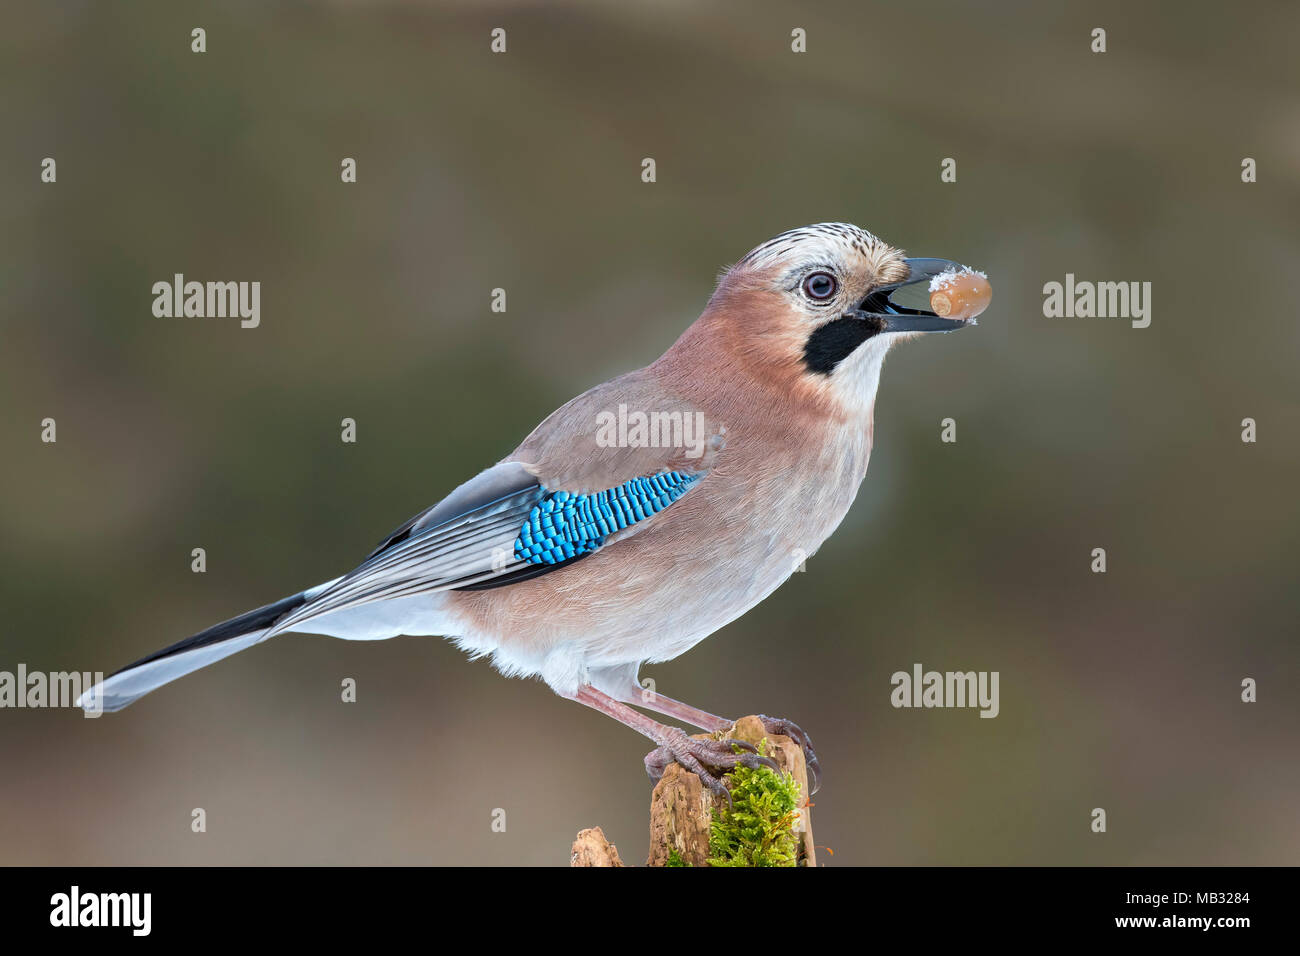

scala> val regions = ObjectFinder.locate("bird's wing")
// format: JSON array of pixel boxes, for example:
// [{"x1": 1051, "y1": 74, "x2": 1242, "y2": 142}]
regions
[{"x1": 269, "y1": 368, "x2": 727, "y2": 634}]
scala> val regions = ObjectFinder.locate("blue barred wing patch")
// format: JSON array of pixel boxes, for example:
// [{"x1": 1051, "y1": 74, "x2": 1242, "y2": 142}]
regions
[{"x1": 514, "y1": 472, "x2": 701, "y2": 565}]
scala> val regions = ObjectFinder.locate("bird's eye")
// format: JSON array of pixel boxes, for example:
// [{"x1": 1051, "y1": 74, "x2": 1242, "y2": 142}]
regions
[{"x1": 803, "y1": 272, "x2": 838, "y2": 301}]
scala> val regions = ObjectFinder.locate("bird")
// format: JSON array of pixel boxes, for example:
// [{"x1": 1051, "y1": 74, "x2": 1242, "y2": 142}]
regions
[{"x1": 79, "y1": 222, "x2": 983, "y2": 797}]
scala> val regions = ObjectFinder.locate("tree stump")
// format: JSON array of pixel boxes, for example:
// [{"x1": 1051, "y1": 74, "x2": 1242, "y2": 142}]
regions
[
  {"x1": 570, "y1": 826, "x2": 625, "y2": 867},
  {"x1": 572, "y1": 716, "x2": 816, "y2": 867}
]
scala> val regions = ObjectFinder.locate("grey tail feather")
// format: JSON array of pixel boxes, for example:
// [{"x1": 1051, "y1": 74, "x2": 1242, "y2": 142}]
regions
[{"x1": 79, "y1": 591, "x2": 310, "y2": 714}]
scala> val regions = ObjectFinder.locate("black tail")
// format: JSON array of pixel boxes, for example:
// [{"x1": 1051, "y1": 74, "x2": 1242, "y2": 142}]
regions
[{"x1": 79, "y1": 591, "x2": 309, "y2": 713}]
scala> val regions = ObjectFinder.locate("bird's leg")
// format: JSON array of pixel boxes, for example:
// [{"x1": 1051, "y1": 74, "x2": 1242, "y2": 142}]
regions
[
  {"x1": 643, "y1": 705, "x2": 821, "y2": 796},
  {"x1": 636, "y1": 700, "x2": 823, "y2": 795},
  {"x1": 592, "y1": 673, "x2": 823, "y2": 794},
  {"x1": 580, "y1": 677, "x2": 822, "y2": 795},
  {"x1": 626, "y1": 690, "x2": 733, "y2": 733},
  {"x1": 569, "y1": 685, "x2": 777, "y2": 800}
]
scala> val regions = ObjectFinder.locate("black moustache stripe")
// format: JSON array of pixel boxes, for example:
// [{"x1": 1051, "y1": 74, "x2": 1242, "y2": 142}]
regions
[{"x1": 803, "y1": 317, "x2": 883, "y2": 375}]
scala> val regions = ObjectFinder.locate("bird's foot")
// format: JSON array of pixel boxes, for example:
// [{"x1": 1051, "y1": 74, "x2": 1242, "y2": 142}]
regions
[
  {"x1": 644, "y1": 727, "x2": 779, "y2": 802},
  {"x1": 756, "y1": 714, "x2": 821, "y2": 794}
]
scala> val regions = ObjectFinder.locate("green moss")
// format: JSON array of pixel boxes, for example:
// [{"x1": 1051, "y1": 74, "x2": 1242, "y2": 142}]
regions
[
  {"x1": 665, "y1": 846, "x2": 691, "y2": 867},
  {"x1": 706, "y1": 742, "x2": 802, "y2": 867}
]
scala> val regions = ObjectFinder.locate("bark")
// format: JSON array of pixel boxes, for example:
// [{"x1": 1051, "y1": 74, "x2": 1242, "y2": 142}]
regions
[{"x1": 570, "y1": 826, "x2": 625, "y2": 867}]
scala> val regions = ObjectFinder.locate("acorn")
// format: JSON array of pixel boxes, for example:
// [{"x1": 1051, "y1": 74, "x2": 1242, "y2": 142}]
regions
[{"x1": 929, "y1": 268, "x2": 992, "y2": 322}]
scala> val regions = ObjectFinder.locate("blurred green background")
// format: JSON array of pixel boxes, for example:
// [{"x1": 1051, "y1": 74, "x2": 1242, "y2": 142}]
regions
[{"x1": 2, "y1": 0, "x2": 1297, "y2": 865}]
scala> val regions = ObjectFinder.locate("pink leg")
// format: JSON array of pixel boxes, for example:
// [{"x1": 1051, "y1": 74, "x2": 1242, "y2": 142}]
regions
[
  {"x1": 629, "y1": 691, "x2": 733, "y2": 733},
  {"x1": 568, "y1": 685, "x2": 776, "y2": 797},
  {"x1": 595, "y1": 678, "x2": 823, "y2": 794}
]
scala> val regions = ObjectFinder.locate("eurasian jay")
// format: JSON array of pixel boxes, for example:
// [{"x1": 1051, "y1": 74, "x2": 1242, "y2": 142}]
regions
[{"x1": 80, "y1": 222, "x2": 983, "y2": 797}]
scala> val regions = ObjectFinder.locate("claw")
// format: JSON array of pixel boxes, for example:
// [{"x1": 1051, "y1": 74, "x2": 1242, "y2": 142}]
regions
[
  {"x1": 721, "y1": 737, "x2": 759, "y2": 754},
  {"x1": 756, "y1": 714, "x2": 822, "y2": 794},
  {"x1": 643, "y1": 729, "x2": 780, "y2": 804},
  {"x1": 721, "y1": 740, "x2": 780, "y2": 773},
  {"x1": 643, "y1": 718, "x2": 821, "y2": 802}
]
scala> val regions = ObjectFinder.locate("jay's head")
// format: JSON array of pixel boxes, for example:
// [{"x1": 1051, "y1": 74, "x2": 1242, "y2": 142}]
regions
[{"x1": 691, "y1": 222, "x2": 978, "y2": 416}]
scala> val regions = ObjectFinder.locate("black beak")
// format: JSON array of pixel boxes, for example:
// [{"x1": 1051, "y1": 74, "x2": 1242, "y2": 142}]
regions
[{"x1": 847, "y1": 257, "x2": 973, "y2": 333}]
